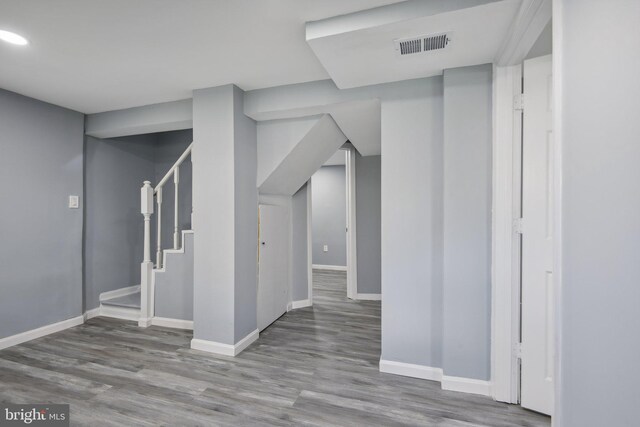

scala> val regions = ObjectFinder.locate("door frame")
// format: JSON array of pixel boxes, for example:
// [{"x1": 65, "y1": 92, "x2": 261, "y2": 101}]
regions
[
  {"x1": 492, "y1": 54, "x2": 562, "y2": 415},
  {"x1": 345, "y1": 146, "x2": 358, "y2": 300},
  {"x1": 491, "y1": 63, "x2": 523, "y2": 404}
]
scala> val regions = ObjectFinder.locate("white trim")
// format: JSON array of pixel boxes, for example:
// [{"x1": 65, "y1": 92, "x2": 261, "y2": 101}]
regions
[
  {"x1": 151, "y1": 317, "x2": 194, "y2": 330},
  {"x1": 345, "y1": 146, "x2": 358, "y2": 300},
  {"x1": 356, "y1": 293, "x2": 381, "y2": 301},
  {"x1": 191, "y1": 329, "x2": 259, "y2": 357},
  {"x1": 307, "y1": 179, "x2": 313, "y2": 305},
  {"x1": 100, "y1": 304, "x2": 141, "y2": 322},
  {"x1": 291, "y1": 299, "x2": 312, "y2": 309},
  {"x1": 491, "y1": 63, "x2": 523, "y2": 404},
  {"x1": 83, "y1": 307, "x2": 101, "y2": 321},
  {"x1": 138, "y1": 317, "x2": 152, "y2": 327},
  {"x1": 495, "y1": 0, "x2": 552, "y2": 66},
  {"x1": 379, "y1": 360, "x2": 442, "y2": 381},
  {"x1": 551, "y1": 4, "x2": 563, "y2": 424},
  {"x1": 379, "y1": 360, "x2": 491, "y2": 397},
  {"x1": 0, "y1": 315, "x2": 84, "y2": 350},
  {"x1": 99, "y1": 285, "x2": 140, "y2": 302},
  {"x1": 312, "y1": 264, "x2": 347, "y2": 271},
  {"x1": 442, "y1": 375, "x2": 492, "y2": 397}
]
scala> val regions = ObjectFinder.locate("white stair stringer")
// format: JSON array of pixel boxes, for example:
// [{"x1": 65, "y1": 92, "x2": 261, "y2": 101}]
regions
[
  {"x1": 98, "y1": 285, "x2": 141, "y2": 322},
  {"x1": 151, "y1": 230, "x2": 194, "y2": 328}
]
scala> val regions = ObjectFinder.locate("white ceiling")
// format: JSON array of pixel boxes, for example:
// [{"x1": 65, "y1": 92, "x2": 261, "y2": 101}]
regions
[
  {"x1": 306, "y1": 0, "x2": 520, "y2": 88},
  {"x1": 0, "y1": 0, "x2": 404, "y2": 113}
]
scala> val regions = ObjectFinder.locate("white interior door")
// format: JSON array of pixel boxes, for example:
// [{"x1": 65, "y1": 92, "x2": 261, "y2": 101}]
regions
[
  {"x1": 521, "y1": 54, "x2": 554, "y2": 415},
  {"x1": 257, "y1": 204, "x2": 289, "y2": 331}
]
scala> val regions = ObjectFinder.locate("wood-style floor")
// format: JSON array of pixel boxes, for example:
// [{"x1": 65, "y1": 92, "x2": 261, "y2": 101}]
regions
[{"x1": 0, "y1": 270, "x2": 550, "y2": 426}]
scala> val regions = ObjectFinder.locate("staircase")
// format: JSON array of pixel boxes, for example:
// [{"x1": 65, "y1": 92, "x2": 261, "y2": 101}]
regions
[
  {"x1": 97, "y1": 143, "x2": 194, "y2": 328},
  {"x1": 100, "y1": 287, "x2": 142, "y2": 321}
]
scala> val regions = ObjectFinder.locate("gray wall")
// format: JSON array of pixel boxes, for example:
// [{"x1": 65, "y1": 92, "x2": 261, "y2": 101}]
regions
[
  {"x1": 355, "y1": 154, "x2": 381, "y2": 294},
  {"x1": 558, "y1": 2, "x2": 640, "y2": 426},
  {"x1": 442, "y1": 64, "x2": 493, "y2": 380},
  {"x1": 291, "y1": 183, "x2": 310, "y2": 301},
  {"x1": 155, "y1": 232, "x2": 193, "y2": 321},
  {"x1": 381, "y1": 76, "x2": 444, "y2": 367},
  {"x1": 193, "y1": 84, "x2": 257, "y2": 346},
  {"x1": 84, "y1": 130, "x2": 193, "y2": 310},
  {"x1": 232, "y1": 85, "x2": 258, "y2": 342},
  {"x1": 0, "y1": 89, "x2": 84, "y2": 338},
  {"x1": 311, "y1": 165, "x2": 346, "y2": 266},
  {"x1": 85, "y1": 134, "x2": 156, "y2": 310}
]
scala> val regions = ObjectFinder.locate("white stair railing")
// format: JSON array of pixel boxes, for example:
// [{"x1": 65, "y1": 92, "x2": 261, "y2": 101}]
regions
[
  {"x1": 139, "y1": 142, "x2": 193, "y2": 327},
  {"x1": 149, "y1": 142, "x2": 193, "y2": 268}
]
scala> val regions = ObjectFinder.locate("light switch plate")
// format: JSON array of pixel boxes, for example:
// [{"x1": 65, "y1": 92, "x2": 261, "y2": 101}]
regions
[
  {"x1": 69, "y1": 195, "x2": 79, "y2": 209},
  {"x1": 323, "y1": 245, "x2": 328, "y2": 252}
]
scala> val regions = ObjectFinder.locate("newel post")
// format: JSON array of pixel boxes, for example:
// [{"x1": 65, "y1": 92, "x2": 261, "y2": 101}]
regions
[{"x1": 139, "y1": 181, "x2": 154, "y2": 327}]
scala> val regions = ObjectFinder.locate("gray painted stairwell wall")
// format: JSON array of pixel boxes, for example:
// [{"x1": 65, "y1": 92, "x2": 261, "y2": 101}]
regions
[
  {"x1": 0, "y1": 88, "x2": 84, "y2": 339},
  {"x1": 154, "y1": 232, "x2": 194, "y2": 321}
]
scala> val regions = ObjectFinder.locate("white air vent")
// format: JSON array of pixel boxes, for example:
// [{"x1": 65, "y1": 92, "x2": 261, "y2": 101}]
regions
[{"x1": 394, "y1": 33, "x2": 451, "y2": 56}]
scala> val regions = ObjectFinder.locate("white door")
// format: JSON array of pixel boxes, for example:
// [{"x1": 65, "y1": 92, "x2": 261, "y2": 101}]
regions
[
  {"x1": 521, "y1": 54, "x2": 554, "y2": 415},
  {"x1": 257, "y1": 204, "x2": 289, "y2": 331}
]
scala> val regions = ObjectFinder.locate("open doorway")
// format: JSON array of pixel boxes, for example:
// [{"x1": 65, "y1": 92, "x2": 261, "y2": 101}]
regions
[
  {"x1": 307, "y1": 144, "x2": 381, "y2": 304},
  {"x1": 310, "y1": 147, "x2": 350, "y2": 302}
]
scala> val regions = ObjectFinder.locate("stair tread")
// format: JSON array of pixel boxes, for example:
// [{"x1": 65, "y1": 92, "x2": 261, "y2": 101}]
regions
[{"x1": 101, "y1": 291, "x2": 141, "y2": 309}]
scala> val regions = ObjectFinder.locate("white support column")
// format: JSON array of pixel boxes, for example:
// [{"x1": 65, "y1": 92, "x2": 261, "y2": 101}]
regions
[
  {"x1": 174, "y1": 166, "x2": 180, "y2": 249},
  {"x1": 140, "y1": 180, "x2": 154, "y2": 327},
  {"x1": 156, "y1": 187, "x2": 163, "y2": 268}
]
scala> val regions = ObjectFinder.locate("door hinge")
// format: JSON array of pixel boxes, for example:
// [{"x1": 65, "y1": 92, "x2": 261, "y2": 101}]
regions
[
  {"x1": 515, "y1": 342, "x2": 523, "y2": 360},
  {"x1": 513, "y1": 218, "x2": 524, "y2": 234},
  {"x1": 513, "y1": 93, "x2": 524, "y2": 111}
]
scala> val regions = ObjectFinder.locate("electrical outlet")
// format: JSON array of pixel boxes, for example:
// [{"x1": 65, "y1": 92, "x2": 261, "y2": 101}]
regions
[
  {"x1": 68, "y1": 195, "x2": 79, "y2": 209},
  {"x1": 323, "y1": 245, "x2": 328, "y2": 252}
]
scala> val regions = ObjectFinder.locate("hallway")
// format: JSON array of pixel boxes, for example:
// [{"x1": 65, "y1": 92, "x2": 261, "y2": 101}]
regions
[{"x1": 0, "y1": 270, "x2": 548, "y2": 426}]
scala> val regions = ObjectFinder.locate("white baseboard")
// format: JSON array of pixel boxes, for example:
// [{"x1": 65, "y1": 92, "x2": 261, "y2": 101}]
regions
[
  {"x1": 99, "y1": 285, "x2": 140, "y2": 302},
  {"x1": 356, "y1": 293, "x2": 381, "y2": 301},
  {"x1": 138, "y1": 317, "x2": 152, "y2": 327},
  {"x1": 379, "y1": 359, "x2": 443, "y2": 381},
  {"x1": 312, "y1": 264, "x2": 347, "y2": 271},
  {"x1": 442, "y1": 375, "x2": 492, "y2": 396},
  {"x1": 151, "y1": 317, "x2": 194, "y2": 330},
  {"x1": 291, "y1": 299, "x2": 312, "y2": 309},
  {"x1": 100, "y1": 304, "x2": 140, "y2": 322},
  {"x1": 379, "y1": 359, "x2": 491, "y2": 397},
  {"x1": 191, "y1": 329, "x2": 259, "y2": 357},
  {"x1": 83, "y1": 307, "x2": 101, "y2": 321},
  {"x1": 0, "y1": 315, "x2": 84, "y2": 350}
]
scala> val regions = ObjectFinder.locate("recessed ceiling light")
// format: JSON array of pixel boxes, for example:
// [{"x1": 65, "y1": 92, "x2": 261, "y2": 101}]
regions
[{"x1": 0, "y1": 29, "x2": 29, "y2": 46}]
